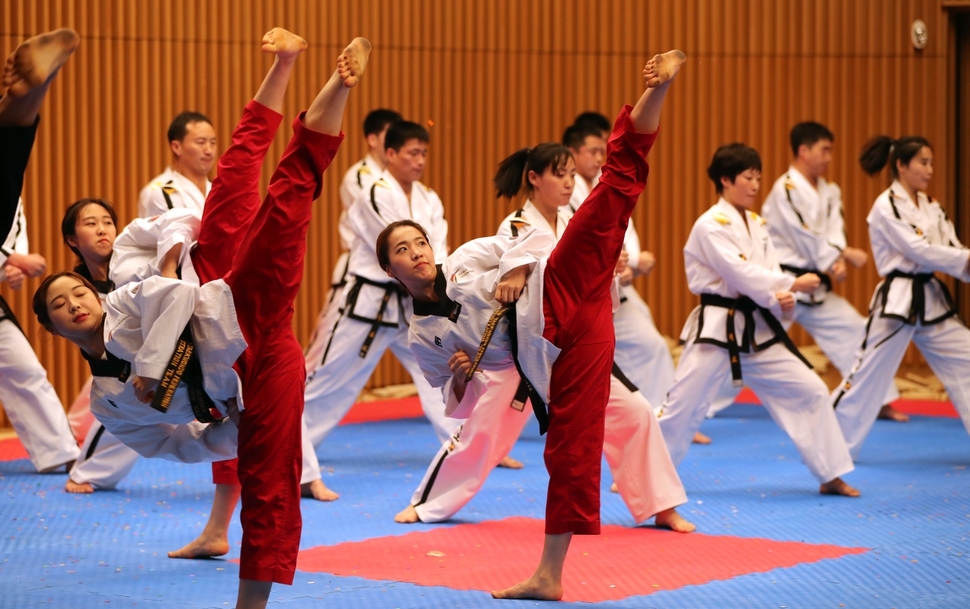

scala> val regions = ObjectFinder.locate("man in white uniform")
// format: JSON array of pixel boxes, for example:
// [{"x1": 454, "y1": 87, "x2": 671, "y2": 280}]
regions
[
  {"x1": 303, "y1": 120, "x2": 457, "y2": 458},
  {"x1": 138, "y1": 111, "x2": 217, "y2": 218}
]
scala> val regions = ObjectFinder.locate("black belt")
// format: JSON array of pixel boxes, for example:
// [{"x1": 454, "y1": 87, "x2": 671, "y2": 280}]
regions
[
  {"x1": 781, "y1": 264, "x2": 833, "y2": 298},
  {"x1": 344, "y1": 274, "x2": 407, "y2": 358},
  {"x1": 0, "y1": 294, "x2": 25, "y2": 337},
  {"x1": 699, "y1": 293, "x2": 813, "y2": 386},
  {"x1": 504, "y1": 304, "x2": 549, "y2": 435},
  {"x1": 83, "y1": 347, "x2": 131, "y2": 382},
  {"x1": 879, "y1": 270, "x2": 956, "y2": 326}
]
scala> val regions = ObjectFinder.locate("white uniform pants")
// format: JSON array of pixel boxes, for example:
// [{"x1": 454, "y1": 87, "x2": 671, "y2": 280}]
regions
[
  {"x1": 613, "y1": 290, "x2": 676, "y2": 411},
  {"x1": 411, "y1": 367, "x2": 686, "y2": 525},
  {"x1": 0, "y1": 321, "x2": 79, "y2": 471},
  {"x1": 660, "y1": 340, "x2": 853, "y2": 484},
  {"x1": 706, "y1": 294, "x2": 900, "y2": 417},
  {"x1": 833, "y1": 310, "x2": 970, "y2": 459},
  {"x1": 303, "y1": 284, "x2": 457, "y2": 447}
]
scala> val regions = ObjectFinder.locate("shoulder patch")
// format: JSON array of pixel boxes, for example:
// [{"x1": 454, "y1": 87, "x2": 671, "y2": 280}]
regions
[
  {"x1": 712, "y1": 212, "x2": 731, "y2": 225},
  {"x1": 358, "y1": 165, "x2": 371, "y2": 176},
  {"x1": 784, "y1": 177, "x2": 796, "y2": 190},
  {"x1": 748, "y1": 211, "x2": 767, "y2": 225},
  {"x1": 374, "y1": 179, "x2": 391, "y2": 190}
]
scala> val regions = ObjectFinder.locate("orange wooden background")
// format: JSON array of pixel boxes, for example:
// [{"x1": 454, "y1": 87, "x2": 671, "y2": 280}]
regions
[{"x1": 0, "y1": 0, "x2": 962, "y2": 427}]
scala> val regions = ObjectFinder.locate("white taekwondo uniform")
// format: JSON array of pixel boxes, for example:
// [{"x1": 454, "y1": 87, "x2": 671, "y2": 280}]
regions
[
  {"x1": 138, "y1": 167, "x2": 211, "y2": 219},
  {"x1": 658, "y1": 198, "x2": 854, "y2": 485},
  {"x1": 72, "y1": 211, "x2": 324, "y2": 486},
  {"x1": 403, "y1": 204, "x2": 686, "y2": 524},
  {"x1": 832, "y1": 181, "x2": 970, "y2": 458},
  {"x1": 570, "y1": 180, "x2": 675, "y2": 409},
  {"x1": 302, "y1": 173, "x2": 457, "y2": 447},
  {"x1": 0, "y1": 199, "x2": 80, "y2": 472}
]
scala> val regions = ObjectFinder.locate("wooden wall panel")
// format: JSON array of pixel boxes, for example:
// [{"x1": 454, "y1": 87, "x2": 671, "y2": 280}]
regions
[{"x1": 0, "y1": 0, "x2": 956, "y2": 427}]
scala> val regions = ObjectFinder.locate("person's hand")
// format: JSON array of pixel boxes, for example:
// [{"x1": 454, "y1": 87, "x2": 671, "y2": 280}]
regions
[
  {"x1": 132, "y1": 376, "x2": 159, "y2": 404},
  {"x1": 448, "y1": 350, "x2": 473, "y2": 379},
  {"x1": 617, "y1": 266, "x2": 635, "y2": 286},
  {"x1": 829, "y1": 259, "x2": 847, "y2": 283},
  {"x1": 495, "y1": 265, "x2": 528, "y2": 304},
  {"x1": 225, "y1": 398, "x2": 241, "y2": 426},
  {"x1": 4, "y1": 265, "x2": 24, "y2": 290},
  {"x1": 841, "y1": 246, "x2": 868, "y2": 268},
  {"x1": 776, "y1": 291, "x2": 795, "y2": 312},
  {"x1": 6, "y1": 252, "x2": 47, "y2": 277},
  {"x1": 637, "y1": 251, "x2": 657, "y2": 276},
  {"x1": 614, "y1": 250, "x2": 630, "y2": 276},
  {"x1": 791, "y1": 273, "x2": 820, "y2": 294}
]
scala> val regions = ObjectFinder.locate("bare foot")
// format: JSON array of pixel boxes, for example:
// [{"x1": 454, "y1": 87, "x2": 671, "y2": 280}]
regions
[
  {"x1": 260, "y1": 27, "x2": 308, "y2": 58},
  {"x1": 878, "y1": 404, "x2": 910, "y2": 422},
  {"x1": 654, "y1": 507, "x2": 696, "y2": 533},
  {"x1": 2, "y1": 28, "x2": 79, "y2": 97},
  {"x1": 643, "y1": 50, "x2": 686, "y2": 88},
  {"x1": 394, "y1": 504, "x2": 421, "y2": 524},
  {"x1": 64, "y1": 479, "x2": 93, "y2": 494},
  {"x1": 301, "y1": 479, "x2": 339, "y2": 501},
  {"x1": 337, "y1": 37, "x2": 372, "y2": 88},
  {"x1": 820, "y1": 477, "x2": 861, "y2": 497},
  {"x1": 168, "y1": 533, "x2": 230, "y2": 559},
  {"x1": 692, "y1": 431, "x2": 712, "y2": 444},
  {"x1": 497, "y1": 455, "x2": 524, "y2": 469},
  {"x1": 492, "y1": 574, "x2": 563, "y2": 601},
  {"x1": 610, "y1": 482, "x2": 619, "y2": 493}
]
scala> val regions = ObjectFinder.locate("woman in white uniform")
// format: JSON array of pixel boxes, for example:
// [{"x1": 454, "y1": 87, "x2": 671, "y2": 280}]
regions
[{"x1": 832, "y1": 135, "x2": 970, "y2": 457}]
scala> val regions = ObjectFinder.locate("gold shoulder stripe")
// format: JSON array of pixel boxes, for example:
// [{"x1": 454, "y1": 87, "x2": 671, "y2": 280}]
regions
[
  {"x1": 712, "y1": 212, "x2": 731, "y2": 225},
  {"x1": 374, "y1": 179, "x2": 391, "y2": 189}
]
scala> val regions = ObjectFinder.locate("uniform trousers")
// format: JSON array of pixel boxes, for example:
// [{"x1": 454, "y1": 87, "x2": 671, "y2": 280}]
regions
[
  {"x1": 660, "y1": 340, "x2": 854, "y2": 484},
  {"x1": 0, "y1": 320, "x2": 79, "y2": 471},
  {"x1": 410, "y1": 367, "x2": 686, "y2": 524},
  {"x1": 833, "y1": 302, "x2": 970, "y2": 459},
  {"x1": 191, "y1": 101, "x2": 342, "y2": 585},
  {"x1": 612, "y1": 290, "x2": 675, "y2": 411},
  {"x1": 302, "y1": 287, "x2": 457, "y2": 447},
  {"x1": 539, "y1": 105, "x2": 655, "y2": 535}
]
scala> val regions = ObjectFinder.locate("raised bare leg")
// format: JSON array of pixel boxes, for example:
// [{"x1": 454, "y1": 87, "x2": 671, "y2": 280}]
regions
[
  {"x1": 491, "y1": 533, "x2": 571, "y2": 600},
  {"x1": 394, "y1": 504, "x2": 421, "y2": 524},
  {"x1": 653, "y1": 507, "x2": 696, "y2": 533},
  {"x1": 0, "y1": 28, "x2": 78, "y2": 125},
  {"x1": 254, "y1": 28, "x2": 307, "y2": 113},
  {"x1": 168, "y1": 483, "x2": 240, "y2": 559},
  {"x1": 303, "y1": 37, "x2": 371, "y2": 136},
  {"x1": 820, "y1": 477, "x2": 861, "y2": 497},
  {"x1": 301, "y1": 479, "x2": 339, "y2": 501},
  {"x1": 629, "y1": 50, "x2": 686, "y2": 134}
]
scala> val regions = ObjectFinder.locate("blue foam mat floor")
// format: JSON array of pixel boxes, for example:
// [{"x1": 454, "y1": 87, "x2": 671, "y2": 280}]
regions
[{"x1": 2, "y1": 403, "x2": 969, "y2": 608}]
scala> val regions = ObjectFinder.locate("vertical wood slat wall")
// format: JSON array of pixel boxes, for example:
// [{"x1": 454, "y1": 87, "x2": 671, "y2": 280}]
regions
[{"x1": 0, "y1": 0, "x2": 955, "y2": 428}]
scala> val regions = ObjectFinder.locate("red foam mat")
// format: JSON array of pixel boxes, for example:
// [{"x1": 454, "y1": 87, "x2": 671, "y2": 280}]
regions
[
  {"x1": 0, "y1": 437, "x2": 29, "y2": 461},
  {"x1": 338, "y1": 395, "x2": 424, "y2": 424},
  {"x1": 293, "y1": 516, "x2": 868, "y2": 603}
]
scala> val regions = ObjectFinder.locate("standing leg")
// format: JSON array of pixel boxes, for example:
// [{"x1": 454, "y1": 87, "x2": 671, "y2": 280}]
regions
[
  {"x1": 612, "y1": 292, "x2": 675, "y2": 408},
  {"x1": 911, "y1": 317, "x2": 970, "y2": 436},
  {"x1": 67, "y1": 424, "x2": 139, "y2": 492}
]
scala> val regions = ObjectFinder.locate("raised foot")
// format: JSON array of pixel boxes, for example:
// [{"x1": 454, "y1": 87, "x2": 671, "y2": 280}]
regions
[
  {"x1": 643, "y1": 49, "x2": 686, "y2": 88},
  {"x1": 64, "y1": 479, "x2": 94, "y2": 494},
  {"x1": 3, "y1": 28, "x2": 79, "y2": 96},
  {"x1": 819, "y1": 477, "x2": 860, "y2": 498},
  {"x1": 337, "y1": 37, "x2": 372, "y2": 88},
  {"x1": 654, "y1": 507, "x2": 696, "y2": 533},
  {"x1": 168, "y1": 534, "x2": 230, "y2": 559},
  {"x1": 877, "y1": 404, "x2": 910, "y2": 422},
  {"x1": 261, "y1": 27, "x2": 308, "y2": 58},
  {"x1": 610, "y1": 482, "x2": 619, "y2": 494},
  {"x1": 692, "y1": 431, "x2": 712, "y2": 445},
  {"x1": 394, "y1": 505, "x2": 421, "y2": 524},
  {"x1": 497, "y1": 455, "x2": 524, "y2": 469},
  {"x1": 491, "y1": 574, "x2": 563, "y2": 601},
  {"x1": 301, "y1": 479, "x2": 339, "y2": 501}
]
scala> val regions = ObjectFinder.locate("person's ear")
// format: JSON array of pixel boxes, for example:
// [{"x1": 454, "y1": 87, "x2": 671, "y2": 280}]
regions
[
  {"x1": 527, "y1": 169, "x2": 540, "y2": 188},
  {"x1": 720, "y1": 175, "x2": 733, "y2": 190},
  {"x1": 170, "y1": 139, "x2": 183, "y2": 159}
]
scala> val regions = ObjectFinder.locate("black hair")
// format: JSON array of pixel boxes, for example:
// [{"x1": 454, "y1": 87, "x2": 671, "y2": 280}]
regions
[
  {"x1": 363, "y1": 109, "x2": 404, "y2": 136},
  {"x1": 789, "y1": 121, "x2": 834, "y2": 156},
  {"x1": 562, "y1": 123, "x2": 604, "y2": 151},
  {"x1": 385, "y1": 120, "x2": 430, "y2": 152},
  {"x1": 33, "y1": 271, "x2": 100, "y2": 334},
  {"x1": 493, "y1": 143, "x2": 574, "y2": 200},
  {"x1": 573, "y1": 111, "x2": 611, "y2": 137},
  {"x1": 707, "y1": 143, "x2": 762, "y2": 194},
  {"x1": 375, "y1": 220, "x2": 431, "y2": 272},
  {"x1": 858, "y1": 135, "x2": 933, "y2": 178},
  {"x1": 167, "y1": 111, "x2": 213, "y2": 143},
  {"x1": 61, "y1": 198, "x2": 118, "y2": 258}
]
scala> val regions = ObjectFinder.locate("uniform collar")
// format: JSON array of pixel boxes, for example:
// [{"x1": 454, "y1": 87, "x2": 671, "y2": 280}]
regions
[
  {"x1": 889, "y1": 179, "x2": 925, "y2": 207},
  {"x1": 412, "y1": 265, "x2": 461, "y2": 321}
]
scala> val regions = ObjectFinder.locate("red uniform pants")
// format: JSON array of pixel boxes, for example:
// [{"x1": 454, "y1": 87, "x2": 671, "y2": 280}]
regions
[
  {"x1": 541, "y1": 104, "x2": 656, "y2": 535},
  {"x1": 192, "y1": 100, "x2": 343, "y2": 583}
]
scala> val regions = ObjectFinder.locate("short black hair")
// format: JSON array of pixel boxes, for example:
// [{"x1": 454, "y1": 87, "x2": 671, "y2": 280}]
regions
[
  {"x1": 573, "y1": 111, "x2": 611, "y2": 136},
  {"x1": 562, "y1": 123, "x2": 604, "y2": 151},
  {"x1": 363, "y1": 109, "x2": 403, "y2": 137},
  {"x1": 385, "y1": 120, "x2": 430, "y2": 152},
  {"x1": 707, "y1": 143, "x2": 762, "y2": 194},
  {"x1": 789, "y1": 121, "x2": 834, "y2": 156},
  {"x1": 167, "y1": 111, "x2": 212, "y2": 143}
]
